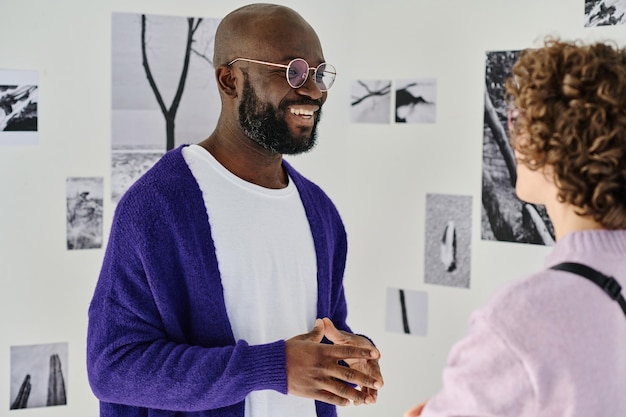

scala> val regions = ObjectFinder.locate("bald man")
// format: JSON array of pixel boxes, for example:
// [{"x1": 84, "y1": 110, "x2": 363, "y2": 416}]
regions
[{"x1": 87, "y1": 4, "x2": 383, "y2": 417}]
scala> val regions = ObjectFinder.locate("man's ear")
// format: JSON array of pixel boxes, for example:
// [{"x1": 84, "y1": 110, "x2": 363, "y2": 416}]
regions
[{"x1": 215, "y1": 65, "x2": 238, "y2": 98}]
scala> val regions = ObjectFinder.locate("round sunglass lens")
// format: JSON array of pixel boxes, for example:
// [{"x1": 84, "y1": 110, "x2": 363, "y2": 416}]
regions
[
  {"x1": 315, "y1": 63, "x2": 336, "y2": 91},
  {"x1": 287, "y1": 59, "x2": 309, "y2": 88}
]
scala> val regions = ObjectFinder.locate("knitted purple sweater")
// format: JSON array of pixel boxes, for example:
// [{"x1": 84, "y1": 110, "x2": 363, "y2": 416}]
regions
[{"x1": 87, "y1": 146, "x2": 350, "y2": 417}]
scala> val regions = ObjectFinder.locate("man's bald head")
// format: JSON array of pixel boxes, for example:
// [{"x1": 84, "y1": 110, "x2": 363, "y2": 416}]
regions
[{"x1": 213, "y1": 3, "x2": 320, "y2": 67}]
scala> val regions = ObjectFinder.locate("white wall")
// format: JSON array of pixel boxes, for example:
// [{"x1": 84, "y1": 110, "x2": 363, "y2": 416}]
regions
[{"x1": 1, "y1": 1, "x2": 624, "y2": 416}]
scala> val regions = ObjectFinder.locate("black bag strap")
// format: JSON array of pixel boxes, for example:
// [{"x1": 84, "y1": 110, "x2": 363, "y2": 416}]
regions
[{"x1": 550, "y1": 262, "x2": 626, "y2": 317}]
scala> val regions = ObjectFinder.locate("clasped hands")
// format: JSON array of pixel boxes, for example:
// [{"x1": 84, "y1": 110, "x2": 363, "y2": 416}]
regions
[{"x1": 285, "y1": 317, "x2": 383, "y2": 407}]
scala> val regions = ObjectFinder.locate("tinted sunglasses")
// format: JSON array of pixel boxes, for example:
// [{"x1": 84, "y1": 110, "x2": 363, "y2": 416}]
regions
[{"x1": 228, "y1": 57, "x2": 337, "y2": 91}]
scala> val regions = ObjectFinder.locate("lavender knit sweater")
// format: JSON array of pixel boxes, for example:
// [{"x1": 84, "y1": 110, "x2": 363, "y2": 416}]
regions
[
  {"x1": 423, "y1": 229, "x2": 626, "y2": 416},
  {"x1": 87, "y1": 146, "x2": 350, "y2": 417}
]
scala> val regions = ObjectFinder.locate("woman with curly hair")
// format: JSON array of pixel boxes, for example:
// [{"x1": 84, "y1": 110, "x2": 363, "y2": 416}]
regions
[{"x1": 405, "y1": 38, "x2": 626, "y2": 417}]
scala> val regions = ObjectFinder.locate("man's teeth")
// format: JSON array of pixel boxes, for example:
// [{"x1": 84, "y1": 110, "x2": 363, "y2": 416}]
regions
[{"x1": 290, "y1": 108, "x2": 315, "y2": 116}]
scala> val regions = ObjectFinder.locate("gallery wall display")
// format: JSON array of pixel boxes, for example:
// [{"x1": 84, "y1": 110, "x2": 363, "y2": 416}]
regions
[
  {"x1": 2, "y1": 1, "x2": 624, "y2": 416},
  {"x1": 350, "y1": 78, "x2": 436, "y2": 124},
  {"x1": 111, "y1": 12, "x2": 221, "y2": 202},
  {"x1": 481, "y1": 50, "x2": 555, "y2": 246},
  {"x1": 0, "y1": 69, "x2": 38, "y2": 146}
]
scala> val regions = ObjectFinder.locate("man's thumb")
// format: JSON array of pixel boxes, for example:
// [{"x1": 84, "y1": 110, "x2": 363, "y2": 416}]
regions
[
  {"x1": 321, "y1": 317, "x2": 344, "y2": 344},
  {"x1": 308, "y1": 318, "x2": 324, "y2": 341}
]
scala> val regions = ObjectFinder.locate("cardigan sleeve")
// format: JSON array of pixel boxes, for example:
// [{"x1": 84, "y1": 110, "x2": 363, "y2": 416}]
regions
[{"x1": 87, "y1": 151, "x2": 289, "y2": 413}]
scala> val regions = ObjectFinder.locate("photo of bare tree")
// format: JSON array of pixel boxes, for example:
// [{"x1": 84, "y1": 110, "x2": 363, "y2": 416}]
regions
[
  {"x1": 385, "y1": 288, "x2": 428, "y2": 336},
  {"x1": 585, "y1": 0, "x2": 626, "y2": 26},
  {"x1": 0, "y1": 69, "x2": 38, "y2": 146},
  {"x1": 394, "y1": 78, "x2": 436, "y2": 123},
  {"x1": 424, "y1": 193, "x2": 472, "y2": 289},
  {"x1": 10, "y1": 342, "x2": 68, "y2": 410},
  {"x1": 350, "y1": 79, "x2": 391, "y2": 123},
  {"x1": 111, "y1": 12, "x2": 221, "y2": 202},
  {"x1": 482, "y1": 50, "x2": 555, "y2": 245},
  {"x1": 66, "y1": 177, "x2": 103, "y2": 250}
]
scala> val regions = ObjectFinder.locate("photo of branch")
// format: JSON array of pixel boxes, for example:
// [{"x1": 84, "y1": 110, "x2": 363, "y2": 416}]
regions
[
  {"x1": 385, "y1": 288, "x2": 428, "y2": 336},
  {"x1": 111, "y1": 12, "x2": 221, "y2": 202},
  {"x1": 585, "y1": 0, "x2": 626, "y2": 26},
  {"x1": 10, "y1": 342, "x2": 68, "y2": 410},
  {"x1": 394, "y1": 78, "x2": 436, "y2": 123},
  {"x1": 0, "y1": 69, "x2": 38, "y2": 146},
  {"x1": 66, "y1": 177, "x2": 103, "y2": 250},
  {"x1": 482, "y1": 50, "x2": 555, "y2": 245},
  {"x1": 350, "y1": 79, "x2": 391, "y2": 123},
  {"x1": 424, "y1": 193, "x2": 473, "y2": 289}
]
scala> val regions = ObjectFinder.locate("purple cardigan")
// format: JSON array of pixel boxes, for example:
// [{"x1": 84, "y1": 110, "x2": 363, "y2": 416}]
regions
[{"x1": 87, "y1": 146, "x2": 350, "y2": 417}]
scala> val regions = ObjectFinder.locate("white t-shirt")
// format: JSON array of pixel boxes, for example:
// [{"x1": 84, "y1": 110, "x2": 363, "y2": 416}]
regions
[{"x1": 183, "y1": 144, "x2": 318, "y2": 417}]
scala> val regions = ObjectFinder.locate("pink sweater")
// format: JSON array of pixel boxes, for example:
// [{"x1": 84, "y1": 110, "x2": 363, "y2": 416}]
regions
[{"x1": 423, "y1": 229, "x2": 626, "y2": 417}]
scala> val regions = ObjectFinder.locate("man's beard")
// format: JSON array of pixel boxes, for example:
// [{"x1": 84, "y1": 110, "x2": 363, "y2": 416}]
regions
[{"x1": 238, "y1": 77, "x2": 321, "y2": 155}]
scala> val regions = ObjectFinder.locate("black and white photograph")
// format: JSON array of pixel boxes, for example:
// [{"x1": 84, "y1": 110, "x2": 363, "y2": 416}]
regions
[
  {"x1": 10, "y1": 342, "x2": 68, "y2": 410},
  {"x1": 66, "y1": 177, "x2": 103, "y2": 250},
  {"x1": 424, "y1": 193, "x2": 472, "y2": 289},
  {"x1": 585, "y1": 0, "x2": 626, "y2": 26},
  {"x1": 0, "y1": 69, "x2": 38, "y2": 146},
  {"x1": 350, "y1": 79, "x2": 392, "y2": 123},
  {"x1": 394, "y1": 78, "x2": 436, "y2": 123},
  {"x1": 482, "y1": 50, "x2": 555, "y2": 245},
  {"x1": 111, "y1": 12, "x2": 221, "y2": 202},
  {"x1": 385, "y1": 288, "x2": 428, "y2": 336}
]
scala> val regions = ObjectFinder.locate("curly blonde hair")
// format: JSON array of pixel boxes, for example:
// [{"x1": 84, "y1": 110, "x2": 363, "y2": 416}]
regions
[{"x1": 505, "y1": 38, "x2": 626, "y2": 229}]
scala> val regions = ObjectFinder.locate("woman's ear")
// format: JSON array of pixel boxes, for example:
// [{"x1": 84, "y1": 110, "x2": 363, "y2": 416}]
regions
[{"x1": 215, "y1": 65, "x2": 238, "y2": 98}]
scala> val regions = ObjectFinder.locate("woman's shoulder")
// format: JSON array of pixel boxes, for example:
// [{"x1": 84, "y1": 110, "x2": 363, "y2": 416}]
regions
[{"x1": 475, "y1": 268, "x2": 586, "y2": 337}]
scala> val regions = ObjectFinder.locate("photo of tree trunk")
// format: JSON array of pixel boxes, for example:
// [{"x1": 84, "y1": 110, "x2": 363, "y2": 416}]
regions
[
  {"x1": 585, "y1": 0, "x2": 626, "y2": 26},
  {"x1": 482, "y1": 50, "x2": 555, "y2": 245},
  {"x1": 10, "y1": 343, "x2": 68, "y2": 410},
  {"x1": 111, "y1": 12, "x2": 221, "y2": 202}
]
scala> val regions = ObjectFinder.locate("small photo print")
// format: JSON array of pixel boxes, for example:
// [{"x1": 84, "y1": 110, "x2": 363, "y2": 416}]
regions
[
  {"x1": 395, "y1": 78, "x2": 436, "y2": 123},
  {"x1": 0, "y1": 69, "x2": 38, "y2": 145},
  {"x1": 585, "y1": 0, "x2": 626, "y2": 26},
  {"x1": 350, "y1": 79, "x2": 392, "y2": 124},
  {"x1": 424, "y1": 193, "x2": 472, "y2": 289},
  {"x1": 385, "y1": 288, "x2": 428, "y2": 336},
  {"x1": 10, "y1": 342, "x2": 68, "y2": 410},
  {"x1": 66, "y1": 177, "x2": 104, "y2": 250}
]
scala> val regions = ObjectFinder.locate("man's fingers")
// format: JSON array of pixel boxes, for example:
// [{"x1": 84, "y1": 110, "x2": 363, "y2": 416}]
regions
[
  {"x1": 310, "y1": 318, "x2": 324, "y2": 339},
  {"x1": 321, "y1": 317, "x2": 381, "y2": 360},
  {"x1": 321, "y1": 340, "x2": 378, "y2": 362},
  {"x1": 321, "y1": 317, "x2": 344, "y2": 342},
  {"x1": 316, "y1": 378, "x2": 377, "y2": 406},
  {"x1": 318, "y1": 354, "x2": 382, "y2": 390}
]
